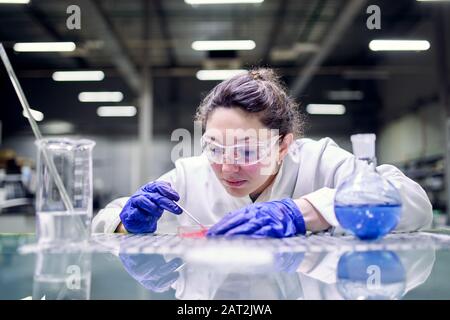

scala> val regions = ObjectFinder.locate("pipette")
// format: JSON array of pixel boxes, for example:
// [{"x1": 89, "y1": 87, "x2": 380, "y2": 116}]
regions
[
  {"x1": 175, "y1": 202, "x2": 205, "y2": 229},
  {"x1": 0, "y1": 43, "x2": 74, "y2": 213}
]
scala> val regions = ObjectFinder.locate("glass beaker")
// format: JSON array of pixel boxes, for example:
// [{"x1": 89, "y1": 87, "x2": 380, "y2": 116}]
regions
[{"x1": 35, "y1": 138, "x2": 95, "y2": 246}]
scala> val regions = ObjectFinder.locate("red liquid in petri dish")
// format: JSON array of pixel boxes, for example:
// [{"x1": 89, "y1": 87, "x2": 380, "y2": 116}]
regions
[{"x1": 178, "y1": 226, "x2": 209, "y2": 238}]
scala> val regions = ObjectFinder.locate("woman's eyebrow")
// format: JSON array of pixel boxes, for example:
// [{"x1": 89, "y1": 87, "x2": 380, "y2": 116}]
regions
[
  {"x1": 205, "y1": 136, "x2": 225, "y2": 144},
  {"x1": 206, "y1": 136, "x2": 258, "y2": 144}
]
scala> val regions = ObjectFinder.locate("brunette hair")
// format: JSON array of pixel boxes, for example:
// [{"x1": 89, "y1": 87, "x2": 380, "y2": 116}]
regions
[{"x1": 195, "y1": 68, "x2": 304, "y2": 138}]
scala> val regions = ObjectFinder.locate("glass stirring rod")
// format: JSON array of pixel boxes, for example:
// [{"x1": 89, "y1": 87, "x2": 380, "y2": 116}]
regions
[
  {"x1": 0, "y1": 43, "x2": 74, "y2": 214},
  {"x1": 175, "y1": 202, "x2": 205, "y2": 228}
]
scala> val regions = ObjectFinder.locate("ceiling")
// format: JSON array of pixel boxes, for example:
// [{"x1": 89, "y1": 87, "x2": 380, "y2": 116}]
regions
[{"x1": 0, "y1": 0, "x2": 448, "y2": 139}]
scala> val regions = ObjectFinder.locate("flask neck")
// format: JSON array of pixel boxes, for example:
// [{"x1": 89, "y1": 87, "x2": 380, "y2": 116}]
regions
[{"x1": 355, "y1": 156, "x2": 377, "y2": 172}]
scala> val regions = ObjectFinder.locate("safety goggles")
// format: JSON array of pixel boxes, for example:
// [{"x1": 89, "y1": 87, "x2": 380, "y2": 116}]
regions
[{"x1": 200, "y1": 135, "x2": 281, "y2": 165}]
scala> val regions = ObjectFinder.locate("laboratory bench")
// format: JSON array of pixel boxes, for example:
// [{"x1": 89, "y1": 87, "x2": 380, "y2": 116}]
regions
[{"x1": 1, "y1": 231, "x2": 450, "y2": 300}]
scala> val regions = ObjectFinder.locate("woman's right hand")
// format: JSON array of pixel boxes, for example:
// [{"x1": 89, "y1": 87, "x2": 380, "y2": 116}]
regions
[{"x1": 119, "y1": 181, "x2": 182, "y2": 233}]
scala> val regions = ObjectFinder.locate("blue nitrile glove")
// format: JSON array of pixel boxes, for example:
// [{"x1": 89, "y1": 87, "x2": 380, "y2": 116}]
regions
[
  {"x1": 119, "y1": 253, "x2": 183, "y2": 293},
  {"x1": 206, "y1": 198, "x2": 306, "y2": 238},
  {"x1": 119, "y1": 181, "x2": 182, "y2": 233}
]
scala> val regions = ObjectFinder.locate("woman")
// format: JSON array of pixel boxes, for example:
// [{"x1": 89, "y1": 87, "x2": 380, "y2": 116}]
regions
[{"x1": 92, "y1": 68, "x2": 432, "y2": 237}]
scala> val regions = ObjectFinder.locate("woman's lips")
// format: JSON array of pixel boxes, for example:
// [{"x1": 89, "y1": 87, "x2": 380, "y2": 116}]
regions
[{"x1": 223, "y1": 179, "x2": 247, "y2": 188}]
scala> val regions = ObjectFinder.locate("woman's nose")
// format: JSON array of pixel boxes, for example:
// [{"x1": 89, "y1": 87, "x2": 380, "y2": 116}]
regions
[{"x1": 221, "y1": 163, "x2": 240, "y2": 173}]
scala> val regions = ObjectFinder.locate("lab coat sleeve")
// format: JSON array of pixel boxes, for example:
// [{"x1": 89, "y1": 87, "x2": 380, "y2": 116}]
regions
[
  {"x1": 91, "y1": 196, "x2": 129, "y2": 233},
  {"x1": 91, "y1": 169, "x2": 177, "y2": 233},
  {"x1": 301, "y1": 138, "x2": 433, "y2": 233}
]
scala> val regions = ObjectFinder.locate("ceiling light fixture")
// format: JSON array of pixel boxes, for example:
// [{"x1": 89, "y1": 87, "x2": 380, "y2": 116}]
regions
[
  {"x1": 52, "y1": 71, "x2": 105, "y2": 81},
  {"x1": 369, "y1": 40, "x2": 430, "y2": 51},
  {"x1": 97, "y1": 106, "x2": 137, "y2": 117},
  {"x1": 196, "y1": 69, "x2": 247, "y2": 81},
  {"x1": 185, "y1": 0, "x2": 263, "y2": 5},
  {"x1": 192, "y1": 40, "x2": 255, "y2": 51},
  {"x1": 306, "y1": 104, "x2": 346, "y2": 115},
  {"x1": 13, "y1": 42, "x2": 76, "y2": 52},
  {"x1": 78, "y1": 91, "x2": 123, "y2": 102}
]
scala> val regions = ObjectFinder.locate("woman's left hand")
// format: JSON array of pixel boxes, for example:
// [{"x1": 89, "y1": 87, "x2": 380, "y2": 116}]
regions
[{"x1": 206, "y1": 198, "x2": 306, "y2": 238}]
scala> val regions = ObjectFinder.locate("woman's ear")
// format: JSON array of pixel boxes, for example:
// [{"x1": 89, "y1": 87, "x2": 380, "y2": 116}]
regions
[{"x1": 278, "y1": 133, "x2": 294, "y2": 162}]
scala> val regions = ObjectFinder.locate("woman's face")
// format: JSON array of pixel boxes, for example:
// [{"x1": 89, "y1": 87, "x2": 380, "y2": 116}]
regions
[{"x1": 204, "y1": 107, "x2": 292, "y2": 198}]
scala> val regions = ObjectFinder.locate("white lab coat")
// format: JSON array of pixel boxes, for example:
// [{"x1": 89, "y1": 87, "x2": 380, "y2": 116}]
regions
[{"x1": 92, "y1": 137, "x2": 433, "y2": 234}]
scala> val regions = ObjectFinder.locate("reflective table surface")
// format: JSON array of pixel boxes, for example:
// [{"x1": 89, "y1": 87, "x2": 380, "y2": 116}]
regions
[{"x1": 1, "y1": 231, "x2": 450, "y2": 300}]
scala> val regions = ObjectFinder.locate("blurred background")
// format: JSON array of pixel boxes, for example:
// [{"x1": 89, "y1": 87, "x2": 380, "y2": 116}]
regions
[{"x1": 0, "y1": 0, "x2": 449, "y2": 232}]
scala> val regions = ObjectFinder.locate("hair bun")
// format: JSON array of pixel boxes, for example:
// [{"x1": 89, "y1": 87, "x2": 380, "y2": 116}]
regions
[
  {"x1": 250, "y1": 70, "x2": 262, "y2": 80},
  {"x1": 249, "y1": 68, "x2": 276, "y2": 81}
]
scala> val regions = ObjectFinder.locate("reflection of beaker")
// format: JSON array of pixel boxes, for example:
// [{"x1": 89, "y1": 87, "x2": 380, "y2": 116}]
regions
[
  {"x1": 35, "y1": 138, "x2": 95, "y2": 245},
  {"x1": 336, "y1": 251, "x2": 406, "y2": 300},
  {"x1": 32, "y1": 250, "x2": 92, "y2": 300}
]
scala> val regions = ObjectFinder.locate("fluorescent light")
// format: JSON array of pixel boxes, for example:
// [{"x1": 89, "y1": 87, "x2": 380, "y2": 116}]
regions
[
  {"x1": 196, "y1": 69, "x2": 246, "y2": 81},
  {"x1": 0, "y1": 0, "x2": 30, "y2": 3},
  {"x1": 22, "y1": 108, "x2": 43, "y2": 122},
  {"x1": 192, "y1": 40, "x2": 255, "y2": 51},
  {"x1": 78, "y1": 91, "x2": 123, "y2": 102},
  {"x1": 306, "y1": 104, "x2": 346, "y2": 115},
  {"x1": 52, "y1": 71, "x2": 105, "y2": 81},
  {"x1": 185, "y1": 0, "x2": 263, "y2": 4},
  {"x1": 13, "y1": 42, "x2": 76, "y2": 52},
  {"x1": 327, "y1": 90, "x2": 364, "y2": 101},
  {"x1": 97, "y1": 106, "x2": 137, "y2": 117},
  {"x1": 41, "y1": 121, "x2": 74, "y2": 134},
  {"x1": 369, "y1": 40, "x2": 430, "y2": 51}
]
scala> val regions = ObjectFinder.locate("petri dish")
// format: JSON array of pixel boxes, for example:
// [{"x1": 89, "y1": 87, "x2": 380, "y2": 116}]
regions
[{"x1": 178, "y1": 225, "x2": 211, "y2": 238}]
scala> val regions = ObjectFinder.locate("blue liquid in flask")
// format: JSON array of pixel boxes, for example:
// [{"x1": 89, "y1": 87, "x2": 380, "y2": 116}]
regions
[{"x1": 335, "y1": 204, "x2": 401, "y2": 240}]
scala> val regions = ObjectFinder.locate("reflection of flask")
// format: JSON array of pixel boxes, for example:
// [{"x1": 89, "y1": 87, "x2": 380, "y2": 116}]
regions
[
  {"x1": 337, "y1": 251, "x2": 406, "y2": 300},
  {"x1": 334, "y1": 134, "x2": 402, "y2": 240}
]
